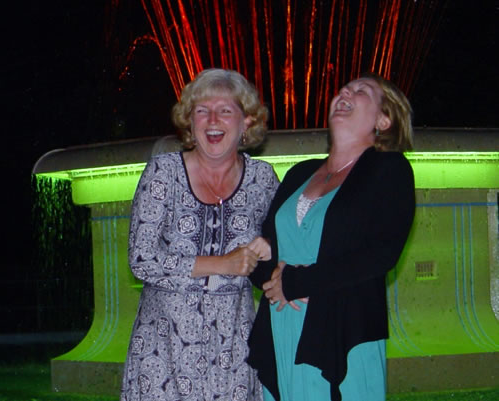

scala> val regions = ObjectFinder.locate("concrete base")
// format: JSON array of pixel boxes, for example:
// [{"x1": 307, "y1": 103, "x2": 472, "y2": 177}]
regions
[
  {"x1": 51, "y1": 359, "x2": 124, "y2": 395},
  {"x1": 51, "y1": 353, "x2": 498, "y2": 396},
  {"x1": 387, "y1": 353, "x2": 499, "y2": 393}
]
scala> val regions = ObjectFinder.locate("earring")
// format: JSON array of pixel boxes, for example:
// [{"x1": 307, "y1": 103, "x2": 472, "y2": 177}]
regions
[
  {"x1": 375, "y1": 127, "x2": 380, "y2": 137},
  {"x1": 241, "y1": 132, "x2": 247, "y2": 146}
]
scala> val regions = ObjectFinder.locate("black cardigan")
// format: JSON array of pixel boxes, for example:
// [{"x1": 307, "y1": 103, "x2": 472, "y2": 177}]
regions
[{"x1": 248, "y1": 147, "x2": 415, "y2": 401}]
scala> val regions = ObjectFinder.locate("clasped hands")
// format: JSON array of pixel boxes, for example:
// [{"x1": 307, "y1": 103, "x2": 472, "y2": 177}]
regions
[
  {"x1": 263, "y1": 261, "x2": 309, "y2": 311},
  {"x1": 225, "y1": 236, "x2": 271, "y2": 276},
  {"x1": 226, "y1": 240, "x2": 309, "y2": 312}
]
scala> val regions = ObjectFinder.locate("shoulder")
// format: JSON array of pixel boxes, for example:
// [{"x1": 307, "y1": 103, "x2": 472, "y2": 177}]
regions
[
  {"x1": 244, "y1": 153, "x2": 273, "y2": 171},
  {"x1": 146, "y1": 152, "x2": 182, "y2": 170},
  {"x1": 140, "y1": 152, "x2": 183, "y2": 181},
  {"x1": 150, "y1": 151, "x2": 181, "y2": 164},
  {"x1": 243, "y1": 153, "x2": 278, "y2": 180},
  {"x1": 283, "y1": 157, "x2": 324, "y2": 181},
  {"x1": 340, "y1": 149, "x2": 414, "y2": 196},
  {"x1": 359, "y1": 148, "x2": 412, "y2": 175},
  {"x1": 269, "y1": 157, "x2": 324, "y2": 199},
  {"x1": 362, "y1": 147, "x2": 408, "y2": 163},
  {"x1": 243, "y1": 153, "x2": 280, "y2": 190}
]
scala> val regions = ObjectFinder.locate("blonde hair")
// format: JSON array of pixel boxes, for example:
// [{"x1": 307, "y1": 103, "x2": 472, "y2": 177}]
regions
[
  {"x1": 171, "y1": 69, "x2": 269, "y2": 149},
  {"x1": 361, "y1": 73, "x2": 414, "y2": 152}
]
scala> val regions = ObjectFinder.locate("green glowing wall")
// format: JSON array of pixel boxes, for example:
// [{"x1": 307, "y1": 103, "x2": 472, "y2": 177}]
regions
[{"x1": 41, "y1": 152, "x2": 498, "y2": 394}]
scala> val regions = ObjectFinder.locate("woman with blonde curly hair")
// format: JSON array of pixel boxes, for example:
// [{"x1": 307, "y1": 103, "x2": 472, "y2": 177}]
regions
[
  {"x1": 172, "y1": 68, "x2": 269, "y2": 150},
  {"x1": 121, "y1": 68, "x2": 278, "y2": 401}
]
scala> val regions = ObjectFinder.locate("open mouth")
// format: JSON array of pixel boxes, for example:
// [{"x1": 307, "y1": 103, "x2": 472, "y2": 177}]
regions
[
  {"x1": 336, "y1": 99, "x2": 352, "y2": 112},
  {"x1": 206, "y1": 130, "x2": 224, "y2": 143}
]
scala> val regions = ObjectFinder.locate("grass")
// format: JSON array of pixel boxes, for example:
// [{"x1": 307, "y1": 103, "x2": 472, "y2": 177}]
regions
[
  {"x1": 0, "y1": 363, "x2": 118, "y2": 401},
  {"x1": 0, "y1": 362, "x2": 497, "y2": 401},
  {"x1": 0, "y1": 345, "x2": 497, "y2": 401}
]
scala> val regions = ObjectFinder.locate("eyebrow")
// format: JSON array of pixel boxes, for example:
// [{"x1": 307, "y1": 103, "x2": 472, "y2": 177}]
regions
[{"x1": 355, "y1": 81, "x2": 376, "y2": 91}]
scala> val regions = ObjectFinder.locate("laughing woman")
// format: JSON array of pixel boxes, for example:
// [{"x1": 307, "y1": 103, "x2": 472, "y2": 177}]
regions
[
  {"x1": 120, "y1": 69, "x2": 279, "y2": 401},
  {"x1": 249, "y1": 73, "x2": 415, "y2": 401}
]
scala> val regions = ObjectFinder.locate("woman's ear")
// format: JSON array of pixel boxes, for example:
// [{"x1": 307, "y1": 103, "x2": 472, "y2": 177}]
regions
[
  {"x1": 244, "y1": 115, "x2": 254, "y2": 131},
  {"x1": 377, "y1": 113, "x2": 391, "y2": 131}
]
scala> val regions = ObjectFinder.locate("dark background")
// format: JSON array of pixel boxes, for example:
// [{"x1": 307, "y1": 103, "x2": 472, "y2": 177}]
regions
[{"x1": 2, "y1": 0, "x2": 497, "y2": 344}]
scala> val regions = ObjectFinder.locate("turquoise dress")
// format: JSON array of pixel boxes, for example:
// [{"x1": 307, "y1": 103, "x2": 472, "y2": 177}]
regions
[{"x1": 263, "y1": 178, "x2": 386, "y2": 401}]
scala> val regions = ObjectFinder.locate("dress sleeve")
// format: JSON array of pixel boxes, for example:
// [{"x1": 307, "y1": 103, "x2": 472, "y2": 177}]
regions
[
  {"x1": 128, "y1": 155, "x2": 197, "y2": 289},
  {"x1": 282, "y1": 153, "x2": 416, "y2": 300}
]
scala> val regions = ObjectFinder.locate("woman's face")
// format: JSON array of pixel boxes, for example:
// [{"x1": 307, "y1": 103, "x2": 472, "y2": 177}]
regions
[
  {"x1": 328, "y1": 78, "x2": 386, "y2": 140},
  {"x1": 190, "y1": 93, "x2": 251, "y2": 161}
]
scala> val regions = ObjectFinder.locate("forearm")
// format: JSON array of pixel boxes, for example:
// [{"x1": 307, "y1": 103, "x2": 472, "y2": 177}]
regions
[
  {"x1": 192, "y1": 244, "x2": 260, "y2": 277},
  {"x1": 191, "y1": 255, "x2": 231, "y2": 277},
  {"x1": 249, "y1": 258, "x2": 276, "y2": 289},
  {"x1": 281, "y1": 241, "x2": 403, "y2": 300}
]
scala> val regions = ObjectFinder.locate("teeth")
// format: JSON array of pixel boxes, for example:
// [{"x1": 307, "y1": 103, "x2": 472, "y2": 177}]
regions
[
  {"x1": 336, "y1": 99, "x2": 352, "y2": 111},
  {"x1": 206, "y1": 130, "x2": 224, "y2": 136}
]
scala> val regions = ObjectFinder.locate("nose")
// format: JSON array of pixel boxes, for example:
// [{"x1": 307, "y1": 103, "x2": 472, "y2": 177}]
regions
[
  {"x1": 207, "y1": 110, "x2": 219, "y2": 124},
  {"x1": 339, "y1": 86, "x2": 351, "y2": 97}
]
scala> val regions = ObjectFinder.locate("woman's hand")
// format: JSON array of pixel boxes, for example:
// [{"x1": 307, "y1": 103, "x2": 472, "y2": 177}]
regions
[
  {"x1": 263, "y1": 261, "x2": 309, "y2": 311},
  {"x1": 223, "y1": 246, "x2": 260, "y2": 276},
  {"x1": 263, "y1": 261, "x2": 287, "y2": 311},
  {"x1": 192, "y1": 246, "x2": 259, "y2": 277},
  {"x1": 247, "y1": 236, "x2": 271, "y2": 261}
]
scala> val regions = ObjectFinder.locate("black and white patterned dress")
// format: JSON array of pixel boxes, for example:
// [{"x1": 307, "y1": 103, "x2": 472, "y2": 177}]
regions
[{"x1": 121, "y1": 152, "x2": 279, "y2": 401}]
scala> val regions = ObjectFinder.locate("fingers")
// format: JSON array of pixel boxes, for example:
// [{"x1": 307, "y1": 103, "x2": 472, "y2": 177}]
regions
[
  {"x1": 241, "y1": 248, "x2": 259, "y2": 275},
  {"x1": 270, "y1": 268, "x2": 280, "y2": 280},
  {"x1": 262, "y1": 277, "x2": 276, "y2": 291},
  {"x1": 263, "y1": 276, "x2": 286, "y2": 308},
  {"x1": 226, "y1": 246, "x2": 259, "y2": 276},
  {"x1": 288, "y1": 301, "x2": 301, "y2": 311},
  {"x1": 263, "y1": 267, "x2": 282, "y2": 292},
  {"x1": 247, "y1": 237, "x2": 272, "y2": 261},
  {"x1": 264, "y1": 262, "x2": 308, "y2": 312}
]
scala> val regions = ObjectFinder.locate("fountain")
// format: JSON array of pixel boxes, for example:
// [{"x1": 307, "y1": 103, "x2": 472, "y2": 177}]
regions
[
  {"x1": 31, "y1": 0, "x2": 499, "y2": 395},
  {"x1": 33, "y1": 128, "x2": 499, "y2": 395},
  {"x1": 117, "y1": 0, "x2": 447, "y2": 129}
]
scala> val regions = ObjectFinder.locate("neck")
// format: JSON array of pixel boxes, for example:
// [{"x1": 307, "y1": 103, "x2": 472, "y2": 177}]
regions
[
  {"x1": 193, "y1": 149, "x2": 240, "y2": 183},
  {"x1": 327, "y1": 138, "x2": 372, "y2": 169}
]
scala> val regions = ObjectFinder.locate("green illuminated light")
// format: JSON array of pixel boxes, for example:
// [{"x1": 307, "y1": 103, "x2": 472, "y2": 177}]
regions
[
  {"x1": 38, "y1": 164, "x2": 147, "y2": 205},
  {"x1": 37, "y1": 163, "x2": 147, "y2": 180},
  {"x1": 41, "y1": 150, "x2": 499, "y2": 366},
  {"x1": 405, "y1": 152, "x2": 498, "y2": 190},
  {"x1": 36, "y1": 152, "x2": 498, "y2": 205}
]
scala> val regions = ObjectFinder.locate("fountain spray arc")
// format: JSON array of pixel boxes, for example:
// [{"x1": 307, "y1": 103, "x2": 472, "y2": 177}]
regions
[{"x1": 117, "y1": 0, "x2": 448, "y2": 129}]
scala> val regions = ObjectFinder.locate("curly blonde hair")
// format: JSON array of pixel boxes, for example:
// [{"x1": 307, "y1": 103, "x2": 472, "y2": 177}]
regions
[
  {"x1": 361, "y1": 73, "x2": 414, "y2": 152},
  {"x1": 171, "y1": 69, "x2": 269, "y2": 149}
]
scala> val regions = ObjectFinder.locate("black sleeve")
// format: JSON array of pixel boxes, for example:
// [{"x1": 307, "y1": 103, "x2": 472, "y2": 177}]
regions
[{"x1": 249, "y1": 180, "x2": 281, "y2": 289}]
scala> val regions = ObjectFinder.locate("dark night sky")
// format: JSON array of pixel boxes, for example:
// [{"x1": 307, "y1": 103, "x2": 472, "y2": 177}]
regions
[
  {"x1": 3, "y1": 0, "x2": 498, "y2": 270},
  {"x1": 6, "y1": 1, "x2": 498, "y2": 153},
  {"x1": 410, "y1": 0, "x2": 498, "y2": 128}
]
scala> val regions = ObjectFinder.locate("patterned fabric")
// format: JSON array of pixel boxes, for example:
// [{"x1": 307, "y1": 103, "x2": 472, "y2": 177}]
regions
[{"x1": 121, "y1": 152, "x2": 279, "y2": 401}]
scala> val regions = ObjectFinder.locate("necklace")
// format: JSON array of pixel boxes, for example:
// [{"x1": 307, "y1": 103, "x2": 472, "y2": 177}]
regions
[
  {"x1": 195, "y1": 153, "x2": 242, "y2": 206},
  {"x1": 325, "y1": 158, "x2": 356, "y2": 183},
  {"x1": 204, "y1": 182, "x2": 223, "y2": 206}
]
